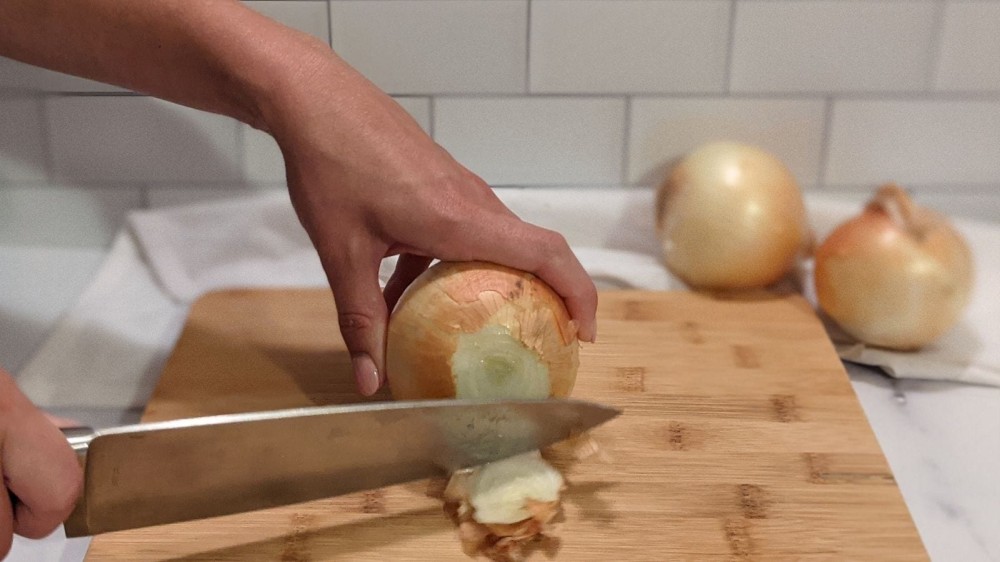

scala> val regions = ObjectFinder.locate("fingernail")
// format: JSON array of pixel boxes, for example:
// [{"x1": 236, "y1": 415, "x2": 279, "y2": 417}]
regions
[{"x1": 353, "y1": 354, "x2": 380, "y2": 396}]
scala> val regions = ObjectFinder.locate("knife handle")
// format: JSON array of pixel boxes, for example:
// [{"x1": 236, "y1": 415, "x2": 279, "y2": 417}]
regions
[
  {"x1": 58, "y1": 427, "x2": 94, "y2": 537},
  {"x1": 4, "y1": 428, "x2": 95, "y2": 532}
]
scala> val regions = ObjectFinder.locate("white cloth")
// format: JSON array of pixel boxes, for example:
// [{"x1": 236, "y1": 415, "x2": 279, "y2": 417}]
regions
[{"x1": 15, "y1": 188, "x2": 1000, "y2": 409}]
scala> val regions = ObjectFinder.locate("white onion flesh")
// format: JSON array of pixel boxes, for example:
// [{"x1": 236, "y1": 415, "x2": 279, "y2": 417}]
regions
[
  {"x1": 452, "y1": 325, "x2": 551, "y2": 399},
  {"x1": 466, "y1": 451, "x2": 564, "y2": 525}
]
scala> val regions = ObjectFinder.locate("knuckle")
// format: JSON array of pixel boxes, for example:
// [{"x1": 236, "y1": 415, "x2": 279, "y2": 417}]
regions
[
  {"x1": 536, "y1": 229, "x2": 570, "y2": 261},
  {"x1": 338, "y1": 311, "x2": 376, "y2": 336}
]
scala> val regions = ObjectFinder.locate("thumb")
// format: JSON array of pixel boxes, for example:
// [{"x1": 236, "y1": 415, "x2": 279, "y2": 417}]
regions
[
  {"x1": 0, "y1": 472, "x2": 12, "y2": 558},
  {"x1": 327, "y1": 256, "x2": 388, "y2": 397}
]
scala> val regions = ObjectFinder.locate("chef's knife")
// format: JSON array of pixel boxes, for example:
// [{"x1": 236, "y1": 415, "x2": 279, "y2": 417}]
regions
[{"x1": 61, "y1": 398, "x2": 619, "y2": 537}]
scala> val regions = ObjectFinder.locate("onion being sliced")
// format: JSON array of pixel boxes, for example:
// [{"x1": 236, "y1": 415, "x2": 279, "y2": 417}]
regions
[
  {"x1": 814, "y1": 184, "x2": 975, "y2": 350},
  {"x1": 386, "y1": 261, "x2": 579, "y2": 401},
  {"x1": 386, "y1": 261, "x2": 580, "y2": 559}
]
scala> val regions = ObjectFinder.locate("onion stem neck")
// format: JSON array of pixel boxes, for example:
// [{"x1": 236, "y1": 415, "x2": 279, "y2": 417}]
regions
[{"x1": 872, "y1": 183, "x2": 929, "y2": 240}]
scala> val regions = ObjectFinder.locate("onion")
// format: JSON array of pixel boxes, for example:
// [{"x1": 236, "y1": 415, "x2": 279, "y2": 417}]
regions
[
  {"x1": 443, "y1": 452, "x2": 565, "y2": 560},
  {"x1": 386, "y1": 261, "x2": 578, "y2": 558},
  {"x1": 386, "y1": 261, "x2": 579, "y2": 401},
  {"x1": 814, "y1": 184, "x2": 974, "y2": 350},
  {"x1": 655, "y1": 141, "x2": 810, "y2": 290}
]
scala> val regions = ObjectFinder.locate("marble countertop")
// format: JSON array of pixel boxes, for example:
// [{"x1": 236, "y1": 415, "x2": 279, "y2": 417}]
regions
[{"x1": 1, "y1": 240, "x2": 997, "y2": 562}]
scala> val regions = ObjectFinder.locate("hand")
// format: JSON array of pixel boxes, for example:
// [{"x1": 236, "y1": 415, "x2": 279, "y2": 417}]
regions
[
  {"x1": 262, "y1": 51, "x2": 598, "y2": 397},
  {"x1": 0, "y1": 368, "x2": 83, "y2": 557},
  {"x1": 0, "y1": 1, "x2": 597, "y2": 398}
]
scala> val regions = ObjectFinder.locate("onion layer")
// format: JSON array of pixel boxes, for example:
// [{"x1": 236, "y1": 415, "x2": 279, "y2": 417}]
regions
[
  {"x1": 386, "y1": 261, "x2": 579, "y2": 401},
  {"x1": 814, "y1": 184, "x2": 974, "y2": 350},
  {"x1": 656, "y1": 141, "x2": 810, "y2": 290},
  {"x1": 444, "y1": 452, "x2": 565, "y2": 561}
]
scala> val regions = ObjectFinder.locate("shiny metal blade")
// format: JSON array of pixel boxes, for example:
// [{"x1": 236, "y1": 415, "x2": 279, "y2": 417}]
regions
[{"x1": 64, "y1": 398, "x2": 620, "y2": 537}]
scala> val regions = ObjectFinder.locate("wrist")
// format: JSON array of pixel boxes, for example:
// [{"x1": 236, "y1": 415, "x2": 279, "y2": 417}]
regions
[
  {"x1": 251, "y1": 41, "x2": 381, "y2": 152},
  {"x1": 200, "y1": 2, "x2": 340, "y2": 134}
]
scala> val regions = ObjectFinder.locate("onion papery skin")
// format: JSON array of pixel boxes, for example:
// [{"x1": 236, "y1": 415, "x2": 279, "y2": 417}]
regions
[
  {"x1": 386, "y1": 261, "x2": 579, "y2": 401},
  {"x1": 656, "y1": 141, "x2": 810, "y2": 290},
  {"x1": 814, "y1": 184, "x2": 974, "y2": 351}
]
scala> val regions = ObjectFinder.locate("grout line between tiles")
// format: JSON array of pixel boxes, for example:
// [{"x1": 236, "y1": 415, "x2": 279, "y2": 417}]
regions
[
  {"x1": 524, "y1": 0, "x2": 532, "y2": 94},
  {"x1": 235, "y1": 120, "x2": 247, "y2": 185},
  {"x1": 924, "y1": 0, "x2": 948, "y2": 92},
  {"x1": 620, "y1": 96, "x2": 633, "y2": 187},
  {"x1": 428, "y1": 96, "x2": 436, "y2": 139},
  {"x1": 19, "y1": 90, "x2": 1000, "y2": 101},
  {"x1": 723, "y1": 0, "x2": 738, "y2": 94},
  {"x1": 47, "y1": 90, "x2": 142, "y2": 97},
  {"x1": 325, "y1": 0, "x2": 334, "y2": 47},
  {"x1": 815, "y1": 96, "x2": 835, "y2": 189},
  {"x1": 38, "y1": 94, "x2": 56, "y2": 182},
  {"x1": 388, "y1": 91, "x2": 1000, "y2": 101}
]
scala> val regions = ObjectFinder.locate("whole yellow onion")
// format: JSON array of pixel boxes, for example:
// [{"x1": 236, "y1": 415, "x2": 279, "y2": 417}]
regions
[
  {"x1": 386, "y1": 261, "x2": 578, "y2": 401},
  {"x1": 656, "y1": 141, "x2": 810, "y2": 290},
  {"x1": 815, "y1": 184, "x2": 974, "y2": 350}
]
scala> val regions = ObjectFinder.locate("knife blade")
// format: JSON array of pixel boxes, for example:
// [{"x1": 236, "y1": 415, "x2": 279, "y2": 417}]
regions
[{"x1": 62, "y1": 398, "x2": 619, "y2": 537}]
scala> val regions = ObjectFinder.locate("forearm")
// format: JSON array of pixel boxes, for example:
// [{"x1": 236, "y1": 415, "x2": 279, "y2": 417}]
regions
[{"x1": 0, "y1": 0, "x2": 330, "y2": 129}]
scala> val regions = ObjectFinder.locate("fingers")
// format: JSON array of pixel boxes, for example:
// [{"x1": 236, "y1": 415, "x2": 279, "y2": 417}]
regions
[
  {"x1": 0, "y1": 371, "x2": 81, "y2": 550},
  {"x1": 383, "y1": 254, "x2": 433, "y2": 313},
  {"x1": 324, "y1": 248, "x2": 390, "y2": 397},
  {"x1": 518, "y1": 225, "x2": 598, "y2": 343},
  {"x1": 3, "y1": 411, "x2": 83, "y2": 540},
  {"x1": 425, "y1": 211, "x2": 598, "y2": 343},
  {"x1": 530, "y1": 229, "x2": 599, "y2": 342}
]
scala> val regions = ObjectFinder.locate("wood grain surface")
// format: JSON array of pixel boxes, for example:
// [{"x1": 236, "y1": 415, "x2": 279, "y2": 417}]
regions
[{"x1": 85, "y1": 288, "x2": 927, "y2": 561}]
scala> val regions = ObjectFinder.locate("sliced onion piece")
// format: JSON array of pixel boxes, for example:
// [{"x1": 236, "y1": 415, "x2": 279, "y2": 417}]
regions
[{"x1": 444, "y1": 452, "x2": 565, "y2": 561}]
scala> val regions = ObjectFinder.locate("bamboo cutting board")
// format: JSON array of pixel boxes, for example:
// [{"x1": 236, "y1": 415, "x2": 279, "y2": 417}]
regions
[{"x1": 85, "y1": 289, "x2": 927, "y2": 561}]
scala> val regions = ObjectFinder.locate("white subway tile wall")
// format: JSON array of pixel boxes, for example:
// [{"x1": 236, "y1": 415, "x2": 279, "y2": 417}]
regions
[
  {"x1": 0, "y1": 58, "x2": 124, "y2": 93},
  {"x1": 825, "y1": 99, "x2": 1000, "y2": 186},
  {"x1": 147, "y1": 185, "x2": 286, "y2": 209},
  {"x1": 0, "y1": 98, "x2": 48, "y2": 182},
  {"x1": 0, "y1": 185, "x2": 140, "y2": 246},
  {"x1": 435, "y1": 97, "x2": 625, "y2": 185},
  {"x1": 627, "y1": 98, "x2": 826, "y2": 186},
  {"x1": 47, "y1": 96, "x2": 242, "y2": 183},
  {"x1": 329, "y1": 1, "x2": 528, "y2": 94},
  {"x1": 730, "y1": 1, "x2": 939, "y2": 93},
  {"x1": 0, "y1": 0, "x2": 998, "y2": 247},
  {"x1": 934, "y1": 2, "x2": 1000, "y2": 92},
  {"x1": 244, "y1": 0, "x2": 331, "y2": 44},
  {"x1": 529, "y1": 1, "x2": 731, "y2": 94}
]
